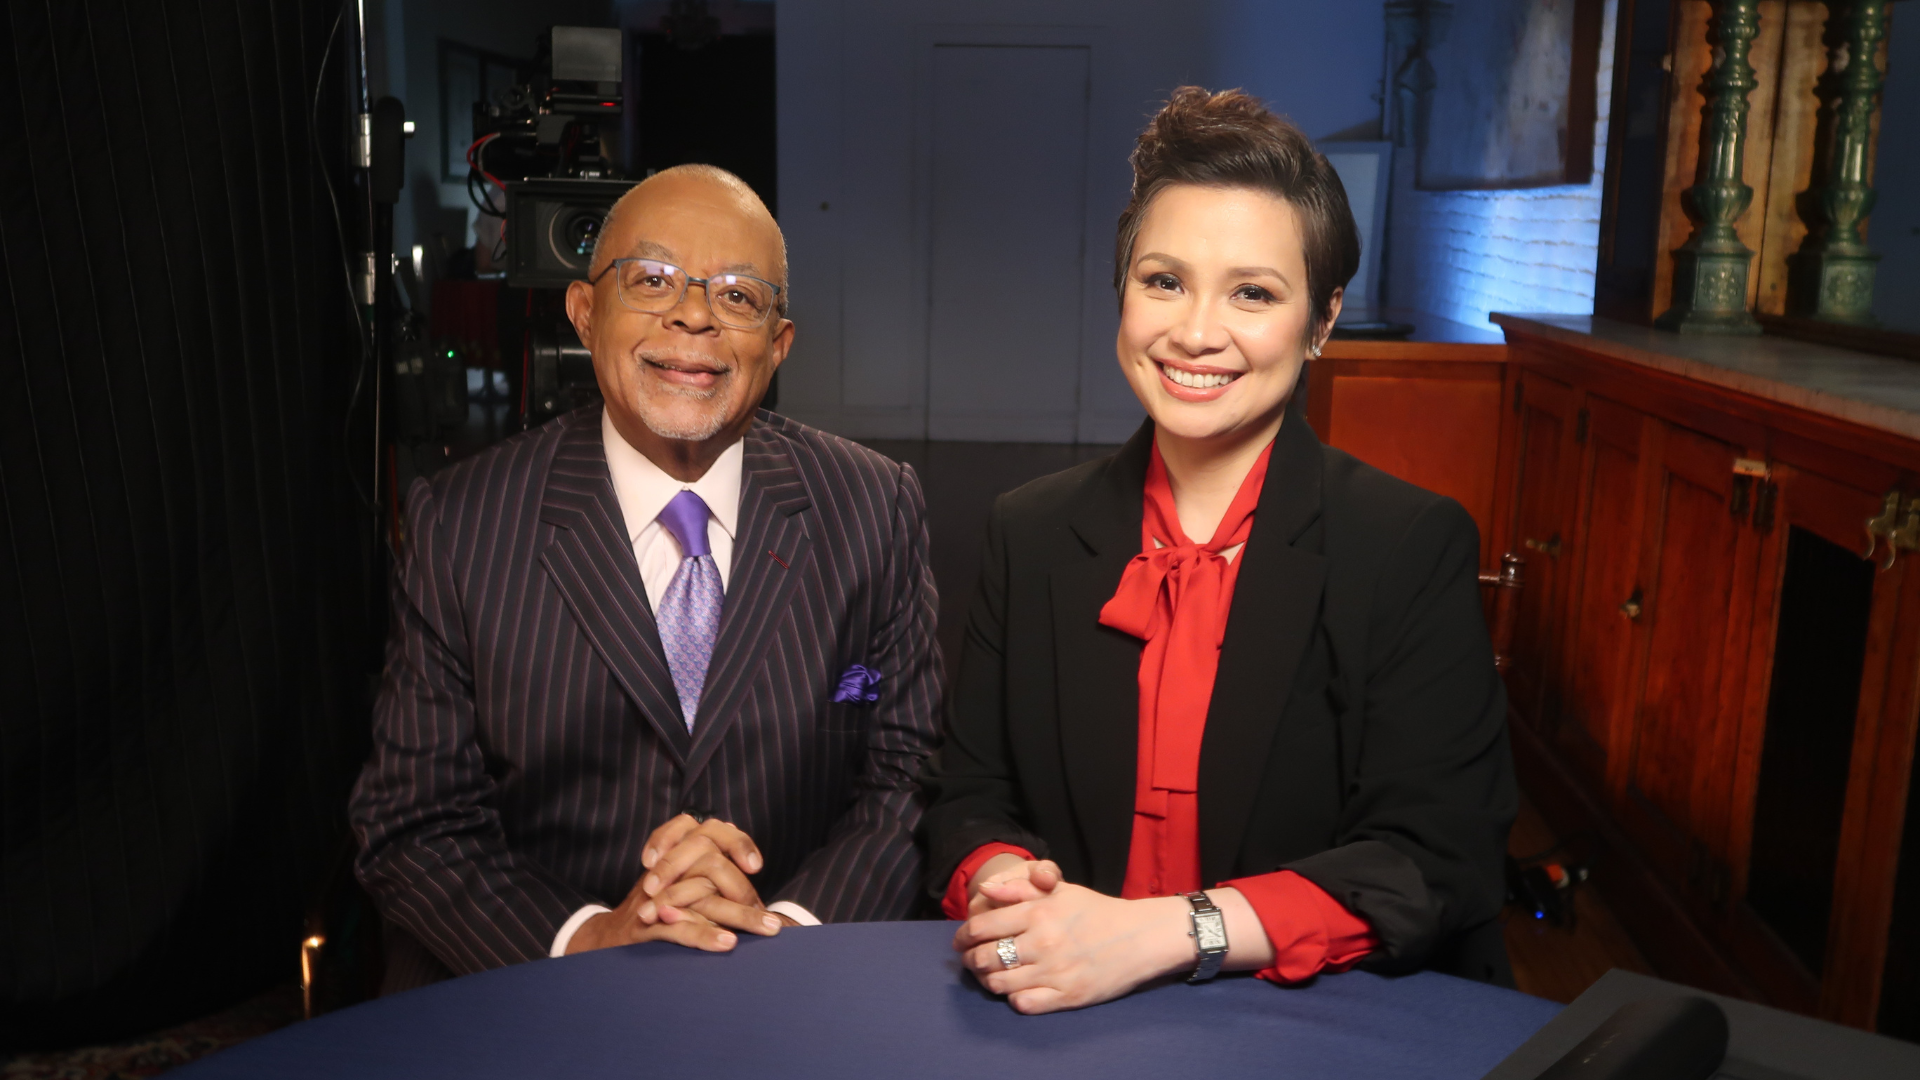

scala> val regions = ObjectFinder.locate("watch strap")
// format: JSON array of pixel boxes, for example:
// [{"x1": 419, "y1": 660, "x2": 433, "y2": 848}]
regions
[{"x1": 1182, "y1": 890, "x2": 1228, "y2": 983}]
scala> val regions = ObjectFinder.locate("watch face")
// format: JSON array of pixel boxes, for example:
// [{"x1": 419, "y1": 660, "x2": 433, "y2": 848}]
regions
[{"x1": 1195, "y1": 911, "x2": 1228, "y2": 952}]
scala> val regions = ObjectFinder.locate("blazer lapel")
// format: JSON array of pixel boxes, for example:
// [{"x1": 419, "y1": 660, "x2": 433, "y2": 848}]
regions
[
  {"x1": 1197, "y1": 405, "x2": 1328, "y2": 884},
  {"x1": 682, "y1": 420, "x2": 814, "y2": 785},
  {"x1": 1051, "y1": 421, "x2": 1152, "y2": 895},
  {"x1": 539, "y1": 413, "x2": 692, "y2": 766}
]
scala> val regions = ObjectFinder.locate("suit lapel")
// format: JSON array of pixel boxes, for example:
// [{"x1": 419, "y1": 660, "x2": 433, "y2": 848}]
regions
[
  {"x1": 1052, "y1": 422, "x2": 1152, "y2": 895},
  {"x1": 539, "y1": 412, "x2": 692, "y2": 766},
  {"x1": 1197, "y1": 406, "x2": 1328, "y2": 884},
  {"x1": 682, "y1": 421, "x2": 813, "y2": 785}
]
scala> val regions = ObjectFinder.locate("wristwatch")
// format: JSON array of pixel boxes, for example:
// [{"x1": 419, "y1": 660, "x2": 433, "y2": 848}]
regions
[{"x1": 1182, "y1": 891, "x2": 1228, "y2": 983}]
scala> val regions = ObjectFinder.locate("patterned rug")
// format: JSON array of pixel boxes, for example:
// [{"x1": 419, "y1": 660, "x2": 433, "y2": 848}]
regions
[{"x1": 1, "y1": 986, "x2": 304, "y2": 1079}]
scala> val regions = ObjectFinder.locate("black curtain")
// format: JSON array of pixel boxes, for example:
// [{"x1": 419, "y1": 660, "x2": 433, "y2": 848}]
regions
[{"x1": 0, "y1": 0, "x2": 375, "y2": 1048}]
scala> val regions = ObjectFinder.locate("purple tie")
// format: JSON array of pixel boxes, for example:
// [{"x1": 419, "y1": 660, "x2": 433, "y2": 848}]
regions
[{"x1": 655, "y1": 489, "x2": 723, "y2": 729}]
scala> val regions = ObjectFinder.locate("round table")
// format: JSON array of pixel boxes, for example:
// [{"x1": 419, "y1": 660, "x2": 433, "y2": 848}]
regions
[{"x1": 174, "y1": 921, "x2": 1561, "y2": 1079}]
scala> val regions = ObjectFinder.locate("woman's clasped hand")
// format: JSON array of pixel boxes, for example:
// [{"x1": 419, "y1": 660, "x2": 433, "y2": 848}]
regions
[{"x1": 952, "y1": 857, "x2": 1274, "y2": 1015}]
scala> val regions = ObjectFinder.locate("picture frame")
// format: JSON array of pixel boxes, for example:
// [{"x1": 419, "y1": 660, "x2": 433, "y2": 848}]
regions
[{"x1": 1322, "y1": 141, "x2": 1393, "y2": 313}]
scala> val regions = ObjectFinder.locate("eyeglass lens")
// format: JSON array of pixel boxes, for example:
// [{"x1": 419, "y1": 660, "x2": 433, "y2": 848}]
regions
[{"x1": 615, "y1": 259, "x2": 775, "y2": 328}]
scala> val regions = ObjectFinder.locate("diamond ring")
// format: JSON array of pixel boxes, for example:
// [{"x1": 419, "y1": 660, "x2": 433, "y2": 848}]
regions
[{"x1": 995, "y1": 936, "x2": 1021, "y2": 969}]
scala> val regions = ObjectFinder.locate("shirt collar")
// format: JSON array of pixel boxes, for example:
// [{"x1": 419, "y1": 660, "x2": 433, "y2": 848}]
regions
[{"x1": 601, "y1": 408, "x2": 744, "y2": 544}]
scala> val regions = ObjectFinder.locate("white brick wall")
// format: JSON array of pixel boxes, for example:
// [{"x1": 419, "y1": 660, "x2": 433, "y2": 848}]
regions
[{"x1": 1385, "y1": 0, "x2": 1617, "y2": 328}]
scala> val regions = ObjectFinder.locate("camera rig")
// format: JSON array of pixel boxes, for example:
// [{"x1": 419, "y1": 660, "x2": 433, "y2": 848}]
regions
[
  {"x1": 460, "y1": 27, "x2": 631, "y2": 429},
  {"x1": 468, "y1": 27, "x2": 624, "y2": 192}
]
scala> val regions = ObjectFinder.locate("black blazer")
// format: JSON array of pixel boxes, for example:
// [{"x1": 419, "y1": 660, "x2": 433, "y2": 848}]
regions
[
  {"x1": 920, "y1": 405, "x2": 1517, "y2": 982},
  {"x1": 351, "y1": 408, "x2": 942, "y2": 989}
]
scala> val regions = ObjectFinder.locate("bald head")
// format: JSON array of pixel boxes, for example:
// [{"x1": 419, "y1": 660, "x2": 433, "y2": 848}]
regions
[
  {"x1": 566, "y1": 162, "x2": 797, "y2": 483},
  {"x1": 594, "y1": 165, "x2": 788, "y2": 314}
]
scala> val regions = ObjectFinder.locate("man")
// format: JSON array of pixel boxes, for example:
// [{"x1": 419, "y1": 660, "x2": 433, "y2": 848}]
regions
[{"x1": 351, "y1": 165, "x2": 940, "y2": 989}]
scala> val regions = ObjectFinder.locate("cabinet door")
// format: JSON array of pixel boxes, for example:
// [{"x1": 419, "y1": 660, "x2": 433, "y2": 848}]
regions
[
  {"x1": 1505, "y1": 373, "x2": 1580, "y2": 726},
  {"x1": 1555, "y1": 397, "x2": 1653, "y2": 795},
  {"x1": 1618, "y1": 422, "x2": 1769, "y2": 906},
  {"x1": 1717, "y1": 464, "x2": 1920, "y2": 1026}
]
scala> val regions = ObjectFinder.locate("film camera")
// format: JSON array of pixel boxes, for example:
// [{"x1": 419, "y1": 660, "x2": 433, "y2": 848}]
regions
[
  {"x1": 472, "y1": 26, "x2": 634, "y2": 292},
  {"x1": 466, "y1": 26, "x2": 636, "y2": 423}
]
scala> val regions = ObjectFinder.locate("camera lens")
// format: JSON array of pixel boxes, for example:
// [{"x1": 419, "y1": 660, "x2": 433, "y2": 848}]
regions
[
  {"x1": 533, "y1": 191, "x2": 624, "y2": 283},
  {"x1": 563, "y1": 210, "x2": 601, "y2": 259}
]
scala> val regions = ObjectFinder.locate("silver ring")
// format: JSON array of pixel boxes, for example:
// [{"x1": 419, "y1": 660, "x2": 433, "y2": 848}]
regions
[{"x1": 995, "y1": 936, "x2": 1021, "y2": 969}]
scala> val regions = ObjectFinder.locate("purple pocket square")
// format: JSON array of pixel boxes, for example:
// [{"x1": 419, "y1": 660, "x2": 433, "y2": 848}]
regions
[{"x1": 832, "y1": 664, "x2": 882, "y2": 704}]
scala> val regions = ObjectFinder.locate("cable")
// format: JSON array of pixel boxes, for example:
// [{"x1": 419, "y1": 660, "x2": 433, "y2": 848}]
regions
[
  {"x1": 310, "y1": 0, "x2": 376, "y2": 515},
  {"x1": 466, "y1": 167, "x2": 504, "y2": 218},
  {"x1": 466, "y1": 132, "x2": 507, "y2": 191},
  {"x1": 465, "y1": 132, "x2": 513, "y2": 217}
]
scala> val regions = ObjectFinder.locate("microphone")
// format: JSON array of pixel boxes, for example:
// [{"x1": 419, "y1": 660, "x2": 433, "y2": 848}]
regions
[{"x1": 1532, "y1": 996, "x2": 1729, "y2": 1080}]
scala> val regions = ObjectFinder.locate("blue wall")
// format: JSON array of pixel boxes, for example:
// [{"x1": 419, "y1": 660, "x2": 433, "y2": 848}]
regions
[{"x1": 1203, "y1": 1, "x2": 1386, "y2": 140}]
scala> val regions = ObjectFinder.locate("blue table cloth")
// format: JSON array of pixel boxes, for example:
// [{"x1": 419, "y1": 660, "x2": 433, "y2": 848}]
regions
[{"x1": 175, "y1": 921, "x2": 1560, "y2": 1079}]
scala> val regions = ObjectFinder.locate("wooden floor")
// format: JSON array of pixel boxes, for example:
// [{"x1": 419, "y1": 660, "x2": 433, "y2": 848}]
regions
[{"x1": 1504, "y1": 795, "x2": 1655, "y2": 1002}]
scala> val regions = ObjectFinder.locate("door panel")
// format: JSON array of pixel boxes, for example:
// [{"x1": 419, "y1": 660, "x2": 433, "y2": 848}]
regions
[
  {"x1": 925, "y1": 45, "x2": 1089, "y2": 440},
  {"x1": 1506, "y1": 373, "x2": 1579, "y2": 726},
  {"x1": 1624, "y1": 423, "x2": 1758, "y2": 893},
  {"x1": 1717, "y1": 463, "x2": 1920, "y2": 1024},
  {"x1": 1634, "y1": 466, "x2": 1735, "y2": 835},
  {"x1": 1557, "y1": 398, "x2": 1650, "y2": 793}
]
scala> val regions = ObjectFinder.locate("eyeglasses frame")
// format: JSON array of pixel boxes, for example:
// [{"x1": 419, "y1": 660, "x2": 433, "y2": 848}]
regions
[{"x1": 586, "y1": 257, "x2": 786, "y2": 330}]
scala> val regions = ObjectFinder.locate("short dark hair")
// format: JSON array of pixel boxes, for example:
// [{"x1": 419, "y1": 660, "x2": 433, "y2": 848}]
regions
[{"x1": 1114, "y1": 87, "x2": 1360, "y2": 340}]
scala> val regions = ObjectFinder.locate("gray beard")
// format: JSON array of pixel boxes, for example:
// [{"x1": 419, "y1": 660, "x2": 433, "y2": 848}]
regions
[{"x1": 633, "y1": 356, "x2": 733, "y2": 441}]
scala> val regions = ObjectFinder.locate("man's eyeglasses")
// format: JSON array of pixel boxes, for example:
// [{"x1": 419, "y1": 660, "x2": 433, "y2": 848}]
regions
[{"x1": 587, "y1": 258, "x2": 784, "y2": 330}]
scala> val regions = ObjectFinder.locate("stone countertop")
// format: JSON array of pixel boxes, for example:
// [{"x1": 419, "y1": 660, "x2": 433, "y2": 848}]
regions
[
  {"x1": 1323, "y1": 306, "x2": 1507, "y2": 360},
  {"x1": 1493, "y1": 314, "x2": 1920, "y2": 442}
]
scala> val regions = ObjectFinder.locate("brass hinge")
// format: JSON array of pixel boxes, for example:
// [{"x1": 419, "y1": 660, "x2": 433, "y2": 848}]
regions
[
  {"x1": 1575, "y1": 407, "x2": 1589, "y2": 444},
  {"x1": 1864, "y1": 491, "x2": 1920, "y2": 570}
]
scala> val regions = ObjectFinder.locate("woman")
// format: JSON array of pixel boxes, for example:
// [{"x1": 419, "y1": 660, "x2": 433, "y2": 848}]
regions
[{"x1": 920, "y1": 88, "x2": 1516, "y2": 1015}]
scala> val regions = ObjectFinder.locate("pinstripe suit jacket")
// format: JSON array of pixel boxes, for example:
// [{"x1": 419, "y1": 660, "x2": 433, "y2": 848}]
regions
[{"x1": 349, "y1": 407, "x2": 940, "y2": 988}]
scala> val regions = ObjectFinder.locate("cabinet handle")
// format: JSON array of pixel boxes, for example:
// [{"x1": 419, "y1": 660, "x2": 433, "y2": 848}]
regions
[
  {"x1": 1523, "y1": 535, "x2": 1562, "y2": 558},
  {"x1": 1620, "y1": 590, "x2": 1644, "y2": 620}
]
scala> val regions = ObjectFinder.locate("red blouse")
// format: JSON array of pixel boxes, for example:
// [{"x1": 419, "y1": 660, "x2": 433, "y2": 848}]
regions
[{"x1": 945, "y1": 436, "x2": 1377, "y2": 984}]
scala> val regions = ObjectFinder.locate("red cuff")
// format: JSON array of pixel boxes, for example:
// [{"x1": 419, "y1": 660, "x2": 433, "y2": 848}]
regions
[
  {"x1": 941, "y1": 843, "x2": 1035, "y2": 920},
  {"x1": 1219, "y1": 870, "x2": 1378, "y2": 984}
]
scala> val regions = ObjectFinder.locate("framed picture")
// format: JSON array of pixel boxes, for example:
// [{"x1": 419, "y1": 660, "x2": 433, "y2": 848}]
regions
[
  {"x1": 1323, "y1": 141, "x2": 1393, "y2": 313},
  {"x1": 1416, "y1": 0, "x2": 1605, "y2": 190}
]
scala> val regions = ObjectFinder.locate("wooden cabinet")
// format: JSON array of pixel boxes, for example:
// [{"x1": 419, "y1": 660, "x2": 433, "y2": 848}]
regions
[
  {"x1": 1482, "y1": 316, "x2": 1920, "y2": 1033},
  {"x1": 1321, "y1": 314, "x2": 1920, "y2": 1033}
]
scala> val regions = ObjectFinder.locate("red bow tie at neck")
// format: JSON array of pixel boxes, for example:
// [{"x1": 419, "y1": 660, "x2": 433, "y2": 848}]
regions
[{"x1": 1097, "y1": 441, "x2": 1272, "y2": 796}]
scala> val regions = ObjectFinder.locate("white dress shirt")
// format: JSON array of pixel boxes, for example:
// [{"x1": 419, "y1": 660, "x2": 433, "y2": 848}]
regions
[{"x1": 550, "y1": 414, "x2": 817, "y2": 958}]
